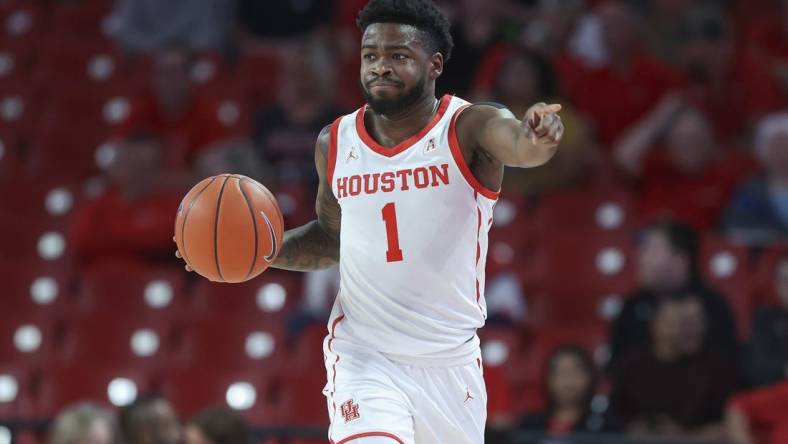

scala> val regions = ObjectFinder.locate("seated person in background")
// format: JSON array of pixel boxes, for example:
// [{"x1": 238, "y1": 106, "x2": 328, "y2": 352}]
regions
[
  {"x1": 69, "y1": 132, "x2": 182, "y2": 269},
  {"x1": 116, "y1": 44, "x2": 236, "y2": 187},
  {"x1": 744, "y1": 253, "x2": 788, "y2": 388},
  {"x1": 520, "y1": 346, "x2": 620, "y2": 436},
  {"x1": 725, "y1": 113, "x2": 788, "y2": 245},
  {"x1": 613, "y1": 93, "x2": 751, "y2": 231},
  {"x1": 49, "y1": 402, "x2": 116, "y2": 444},
  {"x1": 609, "y1": 218, "x2": 738, "y2": 370},
  {"x1": 726, "y1": 380, "x2": 788, "y2": 444},
  {"x1": 475, "y1": 47, "x2": 600, "y2": 197},
  {"x1": 611, "y1": 295, "x2": 738, "y2": 440},
  {"x1": 251, "y1": 36, "x2": 346, "y2": 187},
  {"x1": 119, "y1": 395, "x2": 181, "y2": 444},
  {"x1": 184, "y1": 407, "x2": 251, "y2": 444}
]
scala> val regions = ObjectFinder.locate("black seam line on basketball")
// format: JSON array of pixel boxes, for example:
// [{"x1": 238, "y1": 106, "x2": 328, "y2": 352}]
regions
[
  {"x1": 214, "y1": 176, "x2": 230, "y2": 282},
  {"x1": 181, "y1": 177, "x2": 217, "y2": 268},
  {"x1": 238, "y1": 177, "x2": 259, "y2": 280}
]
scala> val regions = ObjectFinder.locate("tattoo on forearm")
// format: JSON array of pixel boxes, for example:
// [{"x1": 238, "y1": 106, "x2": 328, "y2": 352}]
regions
[{"x1": 271, "y1": 220, "x2": 340, "y2": 271}]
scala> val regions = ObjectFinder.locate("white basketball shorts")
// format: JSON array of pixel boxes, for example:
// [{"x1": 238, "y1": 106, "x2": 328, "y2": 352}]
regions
[{"x1": 322, "y1": 333, "x2": 487, "y2": 443}]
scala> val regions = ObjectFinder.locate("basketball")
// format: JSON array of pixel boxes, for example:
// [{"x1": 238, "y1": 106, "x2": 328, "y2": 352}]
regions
[{"x1": 174, "y1": 174, "x2": 284, "y2": 283}]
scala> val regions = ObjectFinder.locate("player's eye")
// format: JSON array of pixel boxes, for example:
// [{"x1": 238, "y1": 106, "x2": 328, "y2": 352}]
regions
[
  {"x1": 393, "y1": 53, "x2": 408, "y2": 60},
  {"x1": 363, "y1": 53, "x2": 376, "y2": 61}
]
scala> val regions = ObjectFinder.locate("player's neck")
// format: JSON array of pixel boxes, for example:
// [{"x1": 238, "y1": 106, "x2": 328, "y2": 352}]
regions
[{"x1": 367, "y1": 93, "x2": 439, "y2": 148}]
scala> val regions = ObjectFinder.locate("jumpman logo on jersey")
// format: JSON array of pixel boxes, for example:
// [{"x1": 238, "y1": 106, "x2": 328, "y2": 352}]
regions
[
  {"x1": 346, "y1": 146, "x2": 359, "y2": 163},
  {"x1": 423, "y1": 138, "x2": 437, "y2": 154},
  {"x1": 463, "y1": 387, "x2": 474, "y2": 403}
]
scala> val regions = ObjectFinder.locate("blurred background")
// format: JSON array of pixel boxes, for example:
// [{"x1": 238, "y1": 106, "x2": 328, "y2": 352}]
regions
[{"x1": 4, "y1": 0, "x2": 788, "y2": 443}]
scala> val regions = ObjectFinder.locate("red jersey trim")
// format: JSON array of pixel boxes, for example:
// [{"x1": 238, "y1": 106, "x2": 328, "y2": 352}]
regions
[
  {"x1": 334, "y1": 432, "x2": 406, "y2": 444},
  {"x1": 448, "y1": 105, "x2": 501, "y2": 200},
  {"x1": 327, "y1": 117, "x2": 342, "y2": 187},
  {"x1": 355, "y1": 95, "x2": 452, "y2": 157}
]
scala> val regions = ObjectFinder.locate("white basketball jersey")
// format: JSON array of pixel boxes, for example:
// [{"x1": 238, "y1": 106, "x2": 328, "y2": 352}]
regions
[{"x1": 326, "y1": 95, "x2": 500, "y2": 366}]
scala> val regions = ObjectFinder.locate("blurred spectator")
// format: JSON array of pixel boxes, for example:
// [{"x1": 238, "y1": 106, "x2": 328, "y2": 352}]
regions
[
  {"x1": 726, "y1": 380, "x2": 788, "y2": 444},
  {"x1": 725, "y1": 113, "x2": 788, "y2": 244},
  {"x1": 184, "y1": 407, "x2": 251, "y2": 444},
  {"x1": 69, "y1": 132, "x2": 182, "y2": 269},
  {"x1": 113, "y1": 0, "x2": 235, "y2": 54},
  {"x1": 119, "y1": 395, "x2": 181, "y2": 444},
  {"x1": 566, "y1": 0, "x2": 680, "y2": 147},
  {"x1": 677, "y1": 5, "x2": 780, "y2": 142},
  {"x1": 237, "y1": 0, "x2": 334, "y2": 48},
  {"x1": 485, "y1": 271, "x2": 527, "y2": 326},
  {"x1": 476, "y1": 48, "x2": 600, "y2": 197},
  {"x1": 611, "y1": 295, "x2": 738, "y2": 439},
  {"x1": 251, "y1": 37, "x2": 345, "y2": 186},
  {"x1": 609, "y1": 219, "x2": 738, "y2": 370},
  {"x1": 614, "y1": 93, "x2": 751, "y2": 230},
  {"x1": 743, "y1": 253, "x2": 788, "y2": 388},
  {"x1": 438, "y1": 0, "x2": 506, "y2": 97},
  {"x1": 635, "y1": 0, "x2": 698, "y2": 64},
  {"x1": 116, "y1": 44, "x2": 235, "y2": 175},
  {"x1": 744, "y1": 0, "x2": 788, "y2": 113},
  {"x1": 49, "y1": 402, "x2": 116, "y2": 444},
  {"x1": 519, "y1": 346, "x2": 620, "y2": 436}
]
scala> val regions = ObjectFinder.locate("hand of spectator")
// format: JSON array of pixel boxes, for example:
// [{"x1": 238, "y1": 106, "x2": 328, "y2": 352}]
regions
[
  {"x1": 173, "y1": 236, "x2": 193, "y2": 272},
  {"x1": 650, "y1": 92, "x2": 685, "y2": 127}
]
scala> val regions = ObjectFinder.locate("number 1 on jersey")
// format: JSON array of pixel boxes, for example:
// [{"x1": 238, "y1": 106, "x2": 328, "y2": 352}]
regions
[{"x1": 381, "y1": 202, "x2": 403, "y2": 262}]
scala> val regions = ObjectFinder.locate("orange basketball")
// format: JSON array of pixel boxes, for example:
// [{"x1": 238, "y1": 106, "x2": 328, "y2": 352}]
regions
[{"x1": 174, "y1": 174, "x2": 284, "y2": 283}]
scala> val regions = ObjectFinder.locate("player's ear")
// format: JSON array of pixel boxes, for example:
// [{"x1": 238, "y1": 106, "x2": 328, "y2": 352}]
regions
[{"x1": 429, "y1": 52, "x2": 443, "y2": 80}]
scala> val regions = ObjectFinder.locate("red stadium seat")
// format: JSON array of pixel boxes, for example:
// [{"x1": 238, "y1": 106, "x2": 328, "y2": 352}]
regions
[
  {"x1": 753, "y1": 243, "x2": 788, "y2": 306},
  {"x1": 0, "y1": 309, "x2": 55, "y2": 370},
  {"x1": 189, "y1": 270, "x2": 302, "y2": 321},
  {"x1": 237, "y1": 50, "x2": 283, "y2": 106},
  {"x1": 56, "y1": 316, "x2": 172, "y2": 376},
  {"x1": 526, "y1": 231, "x2": 636, "y2": 324},
  {"x1": 487, "y1": 195, "x2": 537, "y2": 276},
  {"x1": 0, "y1": 364, "x2": 36, "y2": 419},
  {"x1": 177, "y1": 315, "x2": 287, "y2": 373},
  {"x1": 534, "y1": 187, "x2": 636, "y2": 234},
  {"x1": 276, "y1": 324, "x2": 329, "y2": 427},
  {"x1": 72, "y1": 262, "x2": 186, "y2": 321},
  {"x1": 0, "y1": 258, "x2": 73, "y2": 318},
  {"x1": 0, "y1": 3, "x2": 44, "y2": 48},
  {"x1": 700, "y1": 236, "x2": 753, "y2": 338},
  {"x1": 49, "y1": 2, "x2": 113, "y2": 40},
  {"x1": 0, "y1": 128, "x2": 20, "y2": 179},
  {"x1": 38, "y1": 365, "x2": 150, "y2": 417},
  {"x1": 163, "y1": 366, "x2": 279, "y2": 425}
]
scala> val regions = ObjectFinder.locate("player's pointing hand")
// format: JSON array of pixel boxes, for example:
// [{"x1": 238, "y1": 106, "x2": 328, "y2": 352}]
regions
[{"x1": 524, "y1": 102, "x2": 564, "y2": 147}]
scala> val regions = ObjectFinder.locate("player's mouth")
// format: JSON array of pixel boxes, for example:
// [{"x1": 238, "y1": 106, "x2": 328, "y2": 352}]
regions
[{"x1": 368, "y1": 80, "x2": 403, "y2": 90}]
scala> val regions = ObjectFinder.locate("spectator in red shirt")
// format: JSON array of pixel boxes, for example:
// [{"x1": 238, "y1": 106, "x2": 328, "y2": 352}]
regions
[
  {"x1": 69, "y1": 132, "x2": 182, "y2": 270},
  {"x1": 567, "y1": 0, "x2": 680, "y2": 147},
  {"x1": 519, "y1": 346, "x2": 620, "y2": 437},
  {"x1": 727, "y1": 381, "x2": 788, "y2": 444},
  {"x1": 117, "y1": 44, "x2": 235, "y2": 173},
  {"x1": 613, "y1": 92, "x2": 753, "y2": 231},
  {"x1": 677, "y1": 5, "x2": 780, "y2": 142}
]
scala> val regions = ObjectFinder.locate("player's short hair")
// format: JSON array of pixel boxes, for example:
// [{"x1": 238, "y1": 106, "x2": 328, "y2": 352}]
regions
[{"x1": 357, "y1": 0, "x2": 454, "y2": 62}]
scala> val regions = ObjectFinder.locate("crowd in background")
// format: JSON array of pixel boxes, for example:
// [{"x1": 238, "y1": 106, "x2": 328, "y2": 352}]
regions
[{"x1": 9, "y1": 0, "x2": 788, "y2": 443}]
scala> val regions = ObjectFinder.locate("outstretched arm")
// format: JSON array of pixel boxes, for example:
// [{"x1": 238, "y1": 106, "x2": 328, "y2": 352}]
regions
[
  {"x1": 457, "y1": 102, "x2": 564, "y2": 168},
  {"x1": 271, "y1": 125, "x2": 341, "y2": 271}
]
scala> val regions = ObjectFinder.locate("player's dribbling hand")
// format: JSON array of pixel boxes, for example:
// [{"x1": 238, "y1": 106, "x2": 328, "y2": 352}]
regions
[
  {"x1": 173, "y1": 236, "x2": 193, "y2": 272},
  {"x1": 523, "y1": 102, "x2": 563, "y2": 147}
]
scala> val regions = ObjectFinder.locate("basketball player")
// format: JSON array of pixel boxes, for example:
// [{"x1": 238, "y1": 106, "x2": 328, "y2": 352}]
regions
[{"x1": 179, "y1": 0, "x2": 563, "y2": 442}]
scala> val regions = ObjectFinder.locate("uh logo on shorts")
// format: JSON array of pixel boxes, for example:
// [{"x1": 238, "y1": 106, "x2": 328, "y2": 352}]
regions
[{"x1": 340, "y1": 399, "x2": 361, "y2": 423}]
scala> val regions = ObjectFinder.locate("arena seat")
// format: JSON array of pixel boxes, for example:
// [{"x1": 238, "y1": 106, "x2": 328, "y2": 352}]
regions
[
  {"x1": 527, "y1": 230, "x2": 636, "y2": 322},
  {"x1": 534, "y1": 187, "x2": 636, "y2": 234},
  {"x1": 753, "y1": 242, "x2": 788, "y2": 306},
  {"x1": 26, "y1": 119, "x2": 112, "y2": 180},
  {"x1": 38, "y1": 365, "x2": 150, "y2": 417},
  {"x1": 0, "y1": 258, "x2": 72, "y2": 319},
  {"x1": 189, "y1": 270, "x2": 302, "y2": 321},
  {"x1": 163, "y1": 367, "x2": 279, "y2": 425},
  {"x1": 56, "y1": 316, "x2": 172, "y2": 377},
  {"x1": 0, "y1": 309, "x2": 55, "y2": 371},
  {"x1": 0, "y1": 363, "x2": 36, "y2": 419},
  {"x1": 176, "y1": 315, "x2": 287, "y2": 372},
  {"x1": 276, "y1": 324, "x2": 329, "y2": 426},
  {"x1": 700, "y1": 236, "x2": 753, "y2": 338},
  {"x1": 237, "y1": 50, "x2": 283, "y2": 106},
  {"x1": 72, "y1": 262, "x2": 186, "y2": 321},
  {"x1": 49, "y1": 1, "x2": 113, "y2": 40}
]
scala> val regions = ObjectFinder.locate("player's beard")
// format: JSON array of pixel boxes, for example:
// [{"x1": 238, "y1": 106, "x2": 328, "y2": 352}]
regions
[{"x1": 361, "y1": 75, "x2": 426, "y2": 115}]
